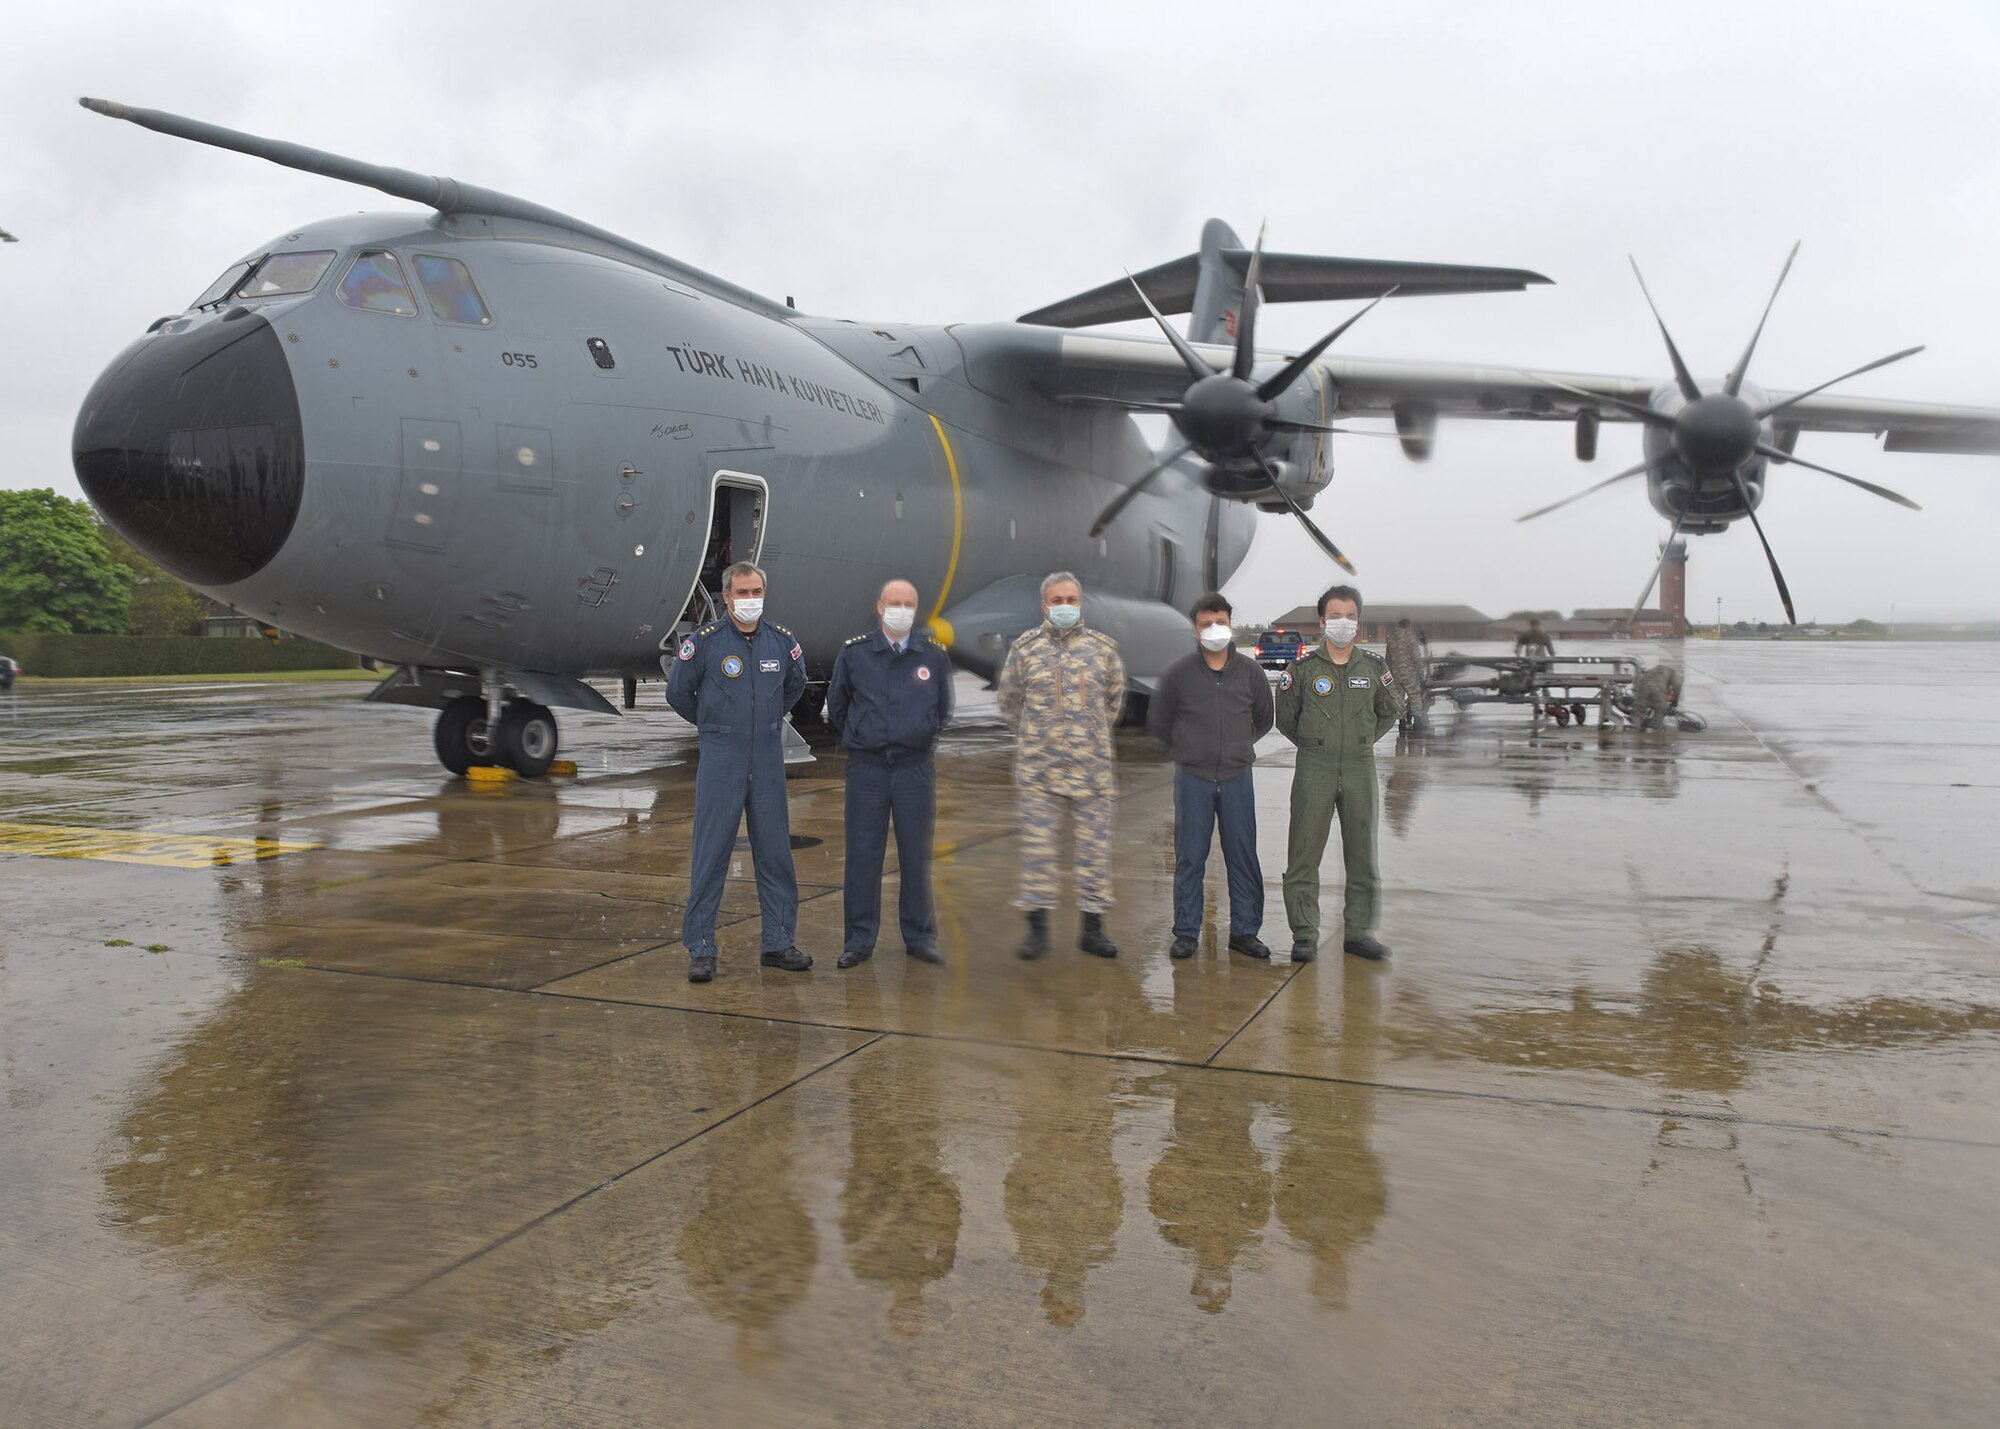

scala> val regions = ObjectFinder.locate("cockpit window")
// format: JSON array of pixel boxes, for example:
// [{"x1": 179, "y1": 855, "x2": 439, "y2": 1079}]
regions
[
  {"x1": 337, "y1": 251, "x2": 418, "y2": 317},
  {"x1": 238, "y1": 250, "x2": 337, "y2": 299},
  {"x1": 191, "y1": 260, "x2": 254, "y2": 309},
  {"x1": 413, "y1": 254, "x2": 492, "y2": 326}
]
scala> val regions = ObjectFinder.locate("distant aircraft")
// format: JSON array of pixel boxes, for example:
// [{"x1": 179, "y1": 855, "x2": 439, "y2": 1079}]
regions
[
  {"x1": 0, "y1": 228, "x2": 19, "y2": 243},
  {"x1": 71, "y1": 99, "x2": 2000, "y2": 775}
]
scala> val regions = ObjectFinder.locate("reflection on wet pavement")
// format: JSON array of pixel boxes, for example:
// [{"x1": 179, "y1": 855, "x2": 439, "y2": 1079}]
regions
[{"x1": 2, "y1": 645, "x2": 1997, "y2": 1424}]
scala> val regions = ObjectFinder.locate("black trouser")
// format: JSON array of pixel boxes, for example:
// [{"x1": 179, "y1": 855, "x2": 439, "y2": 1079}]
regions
[{"x1": 842, "y1": 750, "x2": 937, "y2": 952}]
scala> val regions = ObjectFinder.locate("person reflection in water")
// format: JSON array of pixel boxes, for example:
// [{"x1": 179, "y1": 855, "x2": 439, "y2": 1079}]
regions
[
  {"x1": 676, "y1": 1029, "x2": 819, "y2": 1361},
  {"x1": 1275, "y1": 958, "x2": 1388, "y2": 1307},
  {"x1": 1005, "y1": 1052, "x2": 1123, "y2": 1327},
  {"x1": 1147, "y1": 1070, "x2": 1273, "y2": 1313},
  {"x1": 840, "y1": 1042, "x2": 962, "y2": 1337}
]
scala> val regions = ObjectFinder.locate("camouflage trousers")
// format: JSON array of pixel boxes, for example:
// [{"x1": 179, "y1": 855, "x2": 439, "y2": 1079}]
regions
[{"x1": 1014, "y1": 784, "x2": 1115, "y2": 913}]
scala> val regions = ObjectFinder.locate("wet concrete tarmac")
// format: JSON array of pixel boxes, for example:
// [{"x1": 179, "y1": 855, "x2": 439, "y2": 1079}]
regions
[{"x1": 2, "y1": 642, "x2": 1997, "y2": 1426}]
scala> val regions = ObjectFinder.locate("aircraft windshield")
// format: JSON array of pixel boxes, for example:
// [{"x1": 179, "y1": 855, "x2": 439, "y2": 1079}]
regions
[
  {"x1": 238, "y1": 250, "x2": 336, "y2": 299},
  {"x1": 413, "y1": 254, "x2": 491, "y2": 325},
  {"x1": 337, "y1": 251, "x2": 418, "y2": 317},
  {"x1": 190, "y1": 260, "x2": 254, "y2": 309}
]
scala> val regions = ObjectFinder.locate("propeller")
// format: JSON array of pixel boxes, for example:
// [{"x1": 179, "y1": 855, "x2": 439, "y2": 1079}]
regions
[
  {"x1": 1084, "y1": 222, "x2": 1394, "y2": 575},
  {"x1": 1517, "y1": 245, "x2": 1925, "y2": 622}
]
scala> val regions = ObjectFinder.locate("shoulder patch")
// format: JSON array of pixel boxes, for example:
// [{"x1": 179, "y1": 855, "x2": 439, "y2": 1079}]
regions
[
  {"x1": 676, "y1": 638, "x2": 697, "y2": 662},
  {"x1": 1278, "y1": 670, "x2": 1293, "y2": 691}
]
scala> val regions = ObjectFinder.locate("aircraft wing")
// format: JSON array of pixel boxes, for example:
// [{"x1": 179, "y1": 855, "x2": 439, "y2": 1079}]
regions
[{"x1": 961, "y1": 326, "x2": 2000, "y2": 456}]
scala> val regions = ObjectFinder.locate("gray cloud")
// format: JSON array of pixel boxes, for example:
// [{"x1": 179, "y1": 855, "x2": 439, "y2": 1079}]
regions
[{"x1": 5, "y1": 0, "x2": 1996, "y2": 622}]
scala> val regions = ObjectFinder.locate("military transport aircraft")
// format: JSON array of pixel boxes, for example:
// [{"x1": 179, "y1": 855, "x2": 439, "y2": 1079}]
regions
[{"x1": 72, "y1": 99, "x2": 2000, "y2": 775}]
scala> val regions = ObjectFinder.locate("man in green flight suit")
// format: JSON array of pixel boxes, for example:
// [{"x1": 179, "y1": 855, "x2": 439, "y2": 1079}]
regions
[{"x1": 1277, "y1": 584, "x2": 1400, "y2": 962}]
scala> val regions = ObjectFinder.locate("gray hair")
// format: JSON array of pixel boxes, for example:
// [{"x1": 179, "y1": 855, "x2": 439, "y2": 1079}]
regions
[
  {"x1": 720, "y1": 561, "x2": 766, "y2": 593},
  {"x1": 1040, "y1": 570, "x2": 1082, "y2": 601}
]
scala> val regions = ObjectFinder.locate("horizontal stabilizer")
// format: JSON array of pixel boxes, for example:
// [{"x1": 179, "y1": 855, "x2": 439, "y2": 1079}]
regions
[{"x1": 1020, "y1": 249, "x2": 1550, "y2": 329}]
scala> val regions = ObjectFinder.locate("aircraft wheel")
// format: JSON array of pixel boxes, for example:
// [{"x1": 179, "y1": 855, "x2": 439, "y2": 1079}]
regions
[
  {"x1": 499, "y1": 700, "x2": 559, "y2": 776},
  {"x1": 435, "y1": 696, "x2": 500, "y2": 775}
]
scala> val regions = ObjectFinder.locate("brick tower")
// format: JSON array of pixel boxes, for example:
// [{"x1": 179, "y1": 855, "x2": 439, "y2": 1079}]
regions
[{"x1": 1659, "y1": 539, "x2": 1689, "y2": 636}]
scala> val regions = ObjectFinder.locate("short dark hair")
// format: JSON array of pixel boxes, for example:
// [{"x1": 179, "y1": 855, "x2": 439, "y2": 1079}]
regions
[
  {"x1": 1317, "y1": 584, "x2": 1362, "y2": 617},
  {"x1": 1190, "y1": 592, "x2": 1232, "y2": 620}
]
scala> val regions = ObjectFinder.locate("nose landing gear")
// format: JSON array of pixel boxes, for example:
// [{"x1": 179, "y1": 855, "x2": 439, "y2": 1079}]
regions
[{"x1": 434, "y1": 696, "x2": 559, "y2": 776}]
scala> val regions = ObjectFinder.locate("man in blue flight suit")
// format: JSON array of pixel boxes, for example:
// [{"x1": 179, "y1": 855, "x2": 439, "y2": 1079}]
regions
[
  {"x1": 664, "y1": 560, "x2": 811, "y2": 983},
  {"x1": 825, "y1": 578, "x2": 954, "y2": 969}
]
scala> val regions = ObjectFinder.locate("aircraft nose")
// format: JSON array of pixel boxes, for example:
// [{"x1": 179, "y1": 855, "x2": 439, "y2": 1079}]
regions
[{"x1": 72, "y1": 311, "x2": 305, "y2": 587}]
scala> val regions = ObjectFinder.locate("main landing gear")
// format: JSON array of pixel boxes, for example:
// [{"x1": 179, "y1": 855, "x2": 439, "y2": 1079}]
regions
[{"x1": 434, "y1": 695, "x2": 559, "y2": 777}]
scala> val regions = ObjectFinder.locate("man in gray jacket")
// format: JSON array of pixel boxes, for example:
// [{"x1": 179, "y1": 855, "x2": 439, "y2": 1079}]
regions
[{"x1": 1147, "y1": 593, "x2": 1277, "y2": 961}]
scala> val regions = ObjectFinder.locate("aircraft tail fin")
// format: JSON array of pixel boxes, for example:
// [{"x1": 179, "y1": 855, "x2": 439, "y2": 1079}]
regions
[
  {"x1": 1018, "y1": 221, "x2": 1550, "y2": 330},
  {"x1": 1187, "y1": 219, "x2": 1246, "y2": 345}
]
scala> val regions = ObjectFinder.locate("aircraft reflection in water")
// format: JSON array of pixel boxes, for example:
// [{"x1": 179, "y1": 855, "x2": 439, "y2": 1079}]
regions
[
  {"x1": 1387, "y1": 869, "x2": 2000, "y2": 1096},
  {"x1": 1382, "y1": 726, "x2": 1683, "y2": 827}
]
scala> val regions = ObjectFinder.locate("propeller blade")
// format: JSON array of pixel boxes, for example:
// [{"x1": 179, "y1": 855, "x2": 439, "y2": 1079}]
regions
[
  {"x1": 1126, "y1": 272, "x2": 1215, "y2": 382},
  {"x1": 1233, "y1": 221, "x2": 1267, "y2": 382},
  {"x1": 1203, "y1": 491, "x2": 1222, "y2": 592},
  {"x1": 1050, "y1": 393, "x2": 1187, "y2": 414},
  {"x1": 1089, "y1": 441, "x2": 1194, "y2": 538},
  {"x1": 1516, "y1": 456, "x2": 1662, "y2": 522},
  {"x1": 1531, "y1": 374, "x2": 1678, "y2": 431},
  {"x1": 1728, "y1": 465, "x2": 1797, "y2": 625},
  {"x1": 1753, "y1": 346, "x2": 1926, "y2": 420},
  {"x1": 1255, "y1": 287, "x2": 1398, "y2": 401},
  {"x1": 1252, "y1": 448, "x2": 1356, "y2": 574},
  {"x1": 1724, "y1": 240, "x2": 1800, "y2": 397},
  {"x1": 1631, "y1": 508, "x2": 1690, "y2": 621},
  {"x1": 1753, "y1": 441, "x2": 1922, "y2": 510},
  {"x1": 1629, "y1": 256, "x2": 1703, "y2": 403},
  {"x1": 1262, "y1": 418, "x2": 1400, "y2": 437}
]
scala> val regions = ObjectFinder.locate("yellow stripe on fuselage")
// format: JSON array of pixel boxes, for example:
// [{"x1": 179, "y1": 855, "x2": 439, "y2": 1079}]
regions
[
  {"x1": 0, "y1": 821, "x2": 323, "y2": 868},
  {"x1": 926, "y1": 413, "x2": 965, "y2": 647}
]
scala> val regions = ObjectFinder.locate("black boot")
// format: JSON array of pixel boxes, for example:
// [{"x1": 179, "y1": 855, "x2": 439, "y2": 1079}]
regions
[
  {"x1": 1079, "y1": 912, "x2": 1119, "y2": 959},
  {"x1": 1016, "y1": 909, "x2": 1049, "y2": 960}
]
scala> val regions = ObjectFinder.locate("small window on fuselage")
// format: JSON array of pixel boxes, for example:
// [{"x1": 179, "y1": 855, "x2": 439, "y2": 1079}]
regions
[
  {"x1": 337, "y1": 250, "x2": 419, "y2": 317},
  {"x1": 412, "y1": 254, "x2": 492, "y2": 325},
  {"x1": 238, "y1": 250, "x2": 337, "y2": 299}
]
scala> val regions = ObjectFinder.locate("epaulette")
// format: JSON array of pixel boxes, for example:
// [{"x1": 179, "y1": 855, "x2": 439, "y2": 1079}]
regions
[
  {"x1": 695, "y1": 622, "x2": 719, "y2": 637},
  {"x1": 843, "y1": 632, "x2": 869, "y2": 646},
  {"x1": 769, "y1": 621, "x2": 797, "y2": 640},
  {"x1": 1083, "y1": 628, "x2": 1119, "y2": 647},
  {"x1": 1360, "y1": 647, "x2": 1386, "y2": 663}
]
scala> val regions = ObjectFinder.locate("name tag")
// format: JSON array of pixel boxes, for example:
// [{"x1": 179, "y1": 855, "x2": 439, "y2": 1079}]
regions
[
  {"x1": 760, "y1": 659, "x2": 781, "y2": 673},
  {"x1": 1347, "y1": 676, "x2": 1372, "y2": 688}
]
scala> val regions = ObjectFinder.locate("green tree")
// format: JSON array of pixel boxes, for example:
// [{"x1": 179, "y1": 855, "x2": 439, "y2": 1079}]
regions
[
  {"x1": 98, "y1": 524, "x2": 205, "y2": 636},
  {"x1": 0, "y1": 488, "x2": 135, "y2": 634}
]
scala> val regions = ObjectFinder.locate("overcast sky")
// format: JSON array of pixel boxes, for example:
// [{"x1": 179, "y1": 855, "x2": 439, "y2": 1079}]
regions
[{"x1": 5, "y1": 0, "x2": 1996, "y2": 624}]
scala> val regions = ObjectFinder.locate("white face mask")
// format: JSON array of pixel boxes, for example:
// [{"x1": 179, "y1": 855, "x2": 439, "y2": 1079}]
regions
[
  {"x1": 731, "y1": 597, "x2": 764, "y2": 624},
  {"x1": 1323, "y1": 616, "x2": 1359, "y2": 646},
  {"x1": 882, "y1": 605, "x2": 917, "y2": 636},
  {"x1": 1197, "y1": 624, "x2": 1234, "y2": 651}
]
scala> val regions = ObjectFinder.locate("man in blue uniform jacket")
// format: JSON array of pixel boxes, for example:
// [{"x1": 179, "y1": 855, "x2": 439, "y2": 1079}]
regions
[
  {"x1": 825, "y1": 578, "x2": 953, "y2": 968},
  {"x1": 664, "y1": 561, "x2": 811, "y2": 983}
]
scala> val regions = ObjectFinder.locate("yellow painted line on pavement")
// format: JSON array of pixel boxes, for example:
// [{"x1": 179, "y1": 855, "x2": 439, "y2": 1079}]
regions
[{"x1": 0, "y1": 821, "x2": 323, "y2": 868}]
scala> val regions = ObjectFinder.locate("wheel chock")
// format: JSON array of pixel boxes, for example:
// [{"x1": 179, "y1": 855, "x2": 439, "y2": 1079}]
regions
[{"x1": 466, "y1": 765, "x2": 517, "y2": 784}]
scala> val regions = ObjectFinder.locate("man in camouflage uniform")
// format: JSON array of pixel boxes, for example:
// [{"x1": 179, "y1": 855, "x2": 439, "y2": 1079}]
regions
[
  {"x1": 1278, "y1": 585, "x2": 1401, "y2": 962},
  {"x1": 1384, "y1": 617, "x2": 1428, "y2": 730},
  {"x1": 1632, "y1": 662, "x2": 1684, "y2": 730},
  {"x1": 996, "y1": 571, "x2": 1127, "y2": 960}
]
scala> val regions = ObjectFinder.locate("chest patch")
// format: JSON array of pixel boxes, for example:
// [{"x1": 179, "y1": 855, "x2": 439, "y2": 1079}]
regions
[
  {"x1": 916, "y1": 665, "x2": 932, "y2": 681},
  {"x1": 760, "y1": 659, "x2": 780, "y2": 673},
  {"x1": 1347, "y1": 676, "x2": 1372, "y2": 689},
  {"x1": 1312, "y1": 675, "x2": 1333, "y2": 695},
  {"x1": 721, "y1": 654, "x2": 744, "y2": 678},
  {"x1": 677, "y1": 639, "x2": 696, "y2": 662}
]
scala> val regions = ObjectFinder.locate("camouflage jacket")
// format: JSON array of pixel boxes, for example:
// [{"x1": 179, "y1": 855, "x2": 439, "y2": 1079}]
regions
[
  {"x1": 996, "y1": 621, "x2": 1126, "y2": 795},
  {"x1": 1385, "y1": 626, "x2": 1426, "y2": 686}
]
